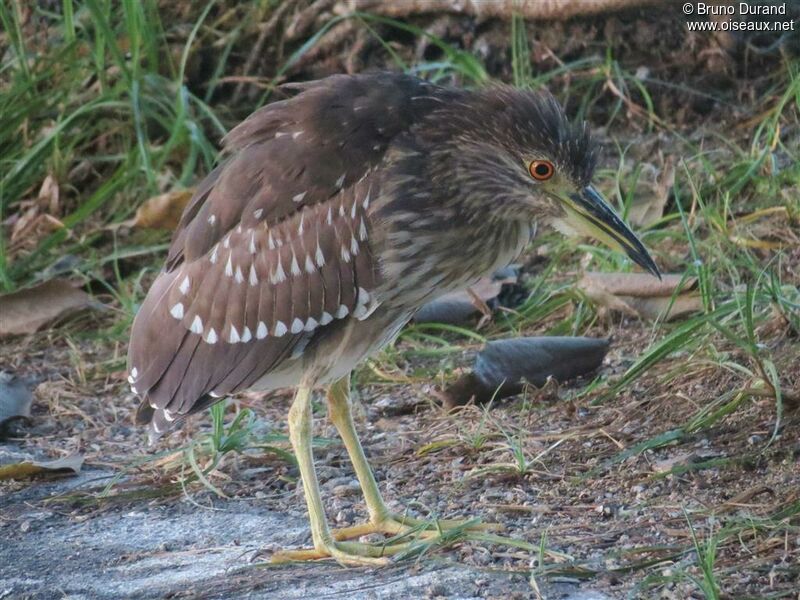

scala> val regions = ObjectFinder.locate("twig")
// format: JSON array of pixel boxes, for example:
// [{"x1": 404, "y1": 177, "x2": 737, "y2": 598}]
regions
[
  {"x1": 233, "y1": 0, "x2": 297, "y2": 104},
  {"x1": 285, "y1": 0, "x2": 336, "y2": 42},
  {"x1": 333, "y1": 0, "x2": 664, "y2": 21},
  {"x1": 284, "y1": 20, "x2": 358, "y2": 75}
]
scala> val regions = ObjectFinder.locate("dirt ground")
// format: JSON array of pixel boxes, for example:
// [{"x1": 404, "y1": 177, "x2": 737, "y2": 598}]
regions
[
  {"x1": 2, "y1": 3, "x2": 799, "y2": 600},
  {"x1": 0, "y1": 454, "x2": 599, "y2": 600},
  {"x1": 2, "y1": 317, "x2": 798, "y2": 598}
]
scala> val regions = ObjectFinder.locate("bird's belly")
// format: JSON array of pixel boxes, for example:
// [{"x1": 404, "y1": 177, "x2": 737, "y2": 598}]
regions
[
  {"x1": 249, "y1": 308, "x2": 412, "y2": 391},
  {"x1": 315, "y1": 311, "x2": 411, "y2": 384}
]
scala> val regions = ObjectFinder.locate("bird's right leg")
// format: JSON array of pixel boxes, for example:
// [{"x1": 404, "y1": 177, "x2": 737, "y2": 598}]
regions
[{"x1": 271, "y1": 384, "x2": 399, "y2": 566}]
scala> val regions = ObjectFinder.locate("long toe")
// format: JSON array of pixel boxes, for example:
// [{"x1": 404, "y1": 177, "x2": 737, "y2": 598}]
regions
[
  {"x1": 332, "y1": 517, "x2": 414, "y2": 541},
  {"x1": 270, "y1": 539, "x2": 410, "y2": 567},
  {"x1": 332, "y1": 512, "x2": 500, "y2": 543},
  {"x1": 384, "y1": 512, "x2": 502, "y2": 534}
]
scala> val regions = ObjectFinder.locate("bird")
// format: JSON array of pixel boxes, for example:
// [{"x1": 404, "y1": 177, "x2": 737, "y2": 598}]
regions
[{"x1": 127, "y1": 71, "x2": 659, "y2": 566}]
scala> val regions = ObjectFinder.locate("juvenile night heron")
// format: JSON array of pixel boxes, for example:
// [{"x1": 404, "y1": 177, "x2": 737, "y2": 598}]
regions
[{"x1": 128, "y1": 72, "x2": 659, "y2": 565}]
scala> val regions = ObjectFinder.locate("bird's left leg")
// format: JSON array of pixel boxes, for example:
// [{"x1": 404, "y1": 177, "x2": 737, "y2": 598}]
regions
[{"x1": 326, "y1": 376, "x2": 492, "y2": 541}]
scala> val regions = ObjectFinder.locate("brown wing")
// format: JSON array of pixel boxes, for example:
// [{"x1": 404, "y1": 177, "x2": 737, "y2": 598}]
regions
[{"x1": 127, "y1": 73, "x2": 442, "y2": 437}]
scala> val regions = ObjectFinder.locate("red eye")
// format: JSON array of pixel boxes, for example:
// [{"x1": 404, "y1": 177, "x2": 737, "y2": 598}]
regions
[{"x1": 529, "y1": 160, "x2": 554, "y2": 181}]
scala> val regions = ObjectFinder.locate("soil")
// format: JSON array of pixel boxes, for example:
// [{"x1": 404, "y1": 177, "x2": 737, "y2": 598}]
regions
[
  {"x1": 0, "y1": 456, "x2": 604, "y2": 600},
  {"x1": 2, "y1": 318, "x2": 798, "y2": 598}
]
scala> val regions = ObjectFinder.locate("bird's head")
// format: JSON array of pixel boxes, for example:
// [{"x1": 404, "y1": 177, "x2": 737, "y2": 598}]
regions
[{"x1": 428, "y1": 86, "x2": 660, "y2": 278}]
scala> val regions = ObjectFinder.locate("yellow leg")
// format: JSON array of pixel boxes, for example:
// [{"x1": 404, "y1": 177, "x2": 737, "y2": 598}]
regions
[
  {"x1": 326, "y1": 376, "x2": 495, "y2": 542},
  {"x1": 271, "y1": 385, "x2": 395, "y2": 566}
]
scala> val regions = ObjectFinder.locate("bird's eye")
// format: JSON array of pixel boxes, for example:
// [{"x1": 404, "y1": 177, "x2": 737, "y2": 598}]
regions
[{"x1": 529, "y1": 160, "x2": 554, "y2": 181}]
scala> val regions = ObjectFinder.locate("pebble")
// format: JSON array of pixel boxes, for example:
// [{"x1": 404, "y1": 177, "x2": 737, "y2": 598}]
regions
[
  {"x1": 332, "y1": 480, "x2": 361, "y2": 497},
  {"x1": 472, "y1": 549, "x2": 492, "y2": 566},
  {"x1": 335, "y1": 508, "x2": 356, "y2": 524},
  {"x1": 425, "y1": 583, "x2": 447, "y2": 598}
]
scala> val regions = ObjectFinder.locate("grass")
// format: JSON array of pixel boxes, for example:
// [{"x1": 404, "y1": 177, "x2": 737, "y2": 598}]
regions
[
  {"x1": 2, "y1": 1, "x2": 799, "y2": 597},
  {"x1": 0, "y1": 0, "x2": 226, "y2": 292}
]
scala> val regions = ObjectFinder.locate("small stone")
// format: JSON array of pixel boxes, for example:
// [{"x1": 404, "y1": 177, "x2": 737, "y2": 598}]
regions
[
  {"x1": 332, "y1": 480, "x2": 360, "y2": 497},
  {"x1": 374, "y1": 394, "x2": 423, "y2": 416},
  {"x1": 335, "y1": 508, "x2": 356, "y2": 524},
  {"x1": 472, "y1": 550, "x2": 492, "y2": 566},
  {"x1": 425, "y1": 583, "x2": 447, "y2": 599}
]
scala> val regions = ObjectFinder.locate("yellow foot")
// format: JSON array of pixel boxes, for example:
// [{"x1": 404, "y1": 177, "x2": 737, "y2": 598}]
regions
[
  {"x1": 272, "y1": 516, "x2": 503, "y2": 565},
  {"x1": 270, "y1": 539, "x2": 407, "y2": 567},
  {"x1": 332, "y1": 512, "x2": 500, "y2": 542}
]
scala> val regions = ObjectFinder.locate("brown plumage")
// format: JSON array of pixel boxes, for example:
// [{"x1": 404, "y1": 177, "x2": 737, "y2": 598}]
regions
[
  {"x1": 130, "y1": 73, "x2": 442, "y2": 435},
  {"x1": 128, "y1": 72, "x2": 658, "y2": 565}
]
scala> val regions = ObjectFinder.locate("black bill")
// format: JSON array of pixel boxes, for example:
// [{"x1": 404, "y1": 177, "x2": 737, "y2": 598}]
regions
[{"x1": 569, "y1": 185, "x2": 661, "y2": 279}]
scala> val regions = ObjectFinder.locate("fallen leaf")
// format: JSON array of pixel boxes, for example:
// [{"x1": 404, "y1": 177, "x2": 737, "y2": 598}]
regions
[
  {"x1": 6, "y1": 175, "x2": 65, "y2": 257},
  {"x1": 38, "y1": 173, "x2": 61, "y2": 216},
  {"x1": 126, "y1": 188, "x2": 194, "y2": 230},
  {"x1": 0, "y1": 280, "x2": 97, "y2": 338},
  {"x1": 578, "y1": 272, "x2": 702, "y2": 321},
  {"x1": 0, "y1": 454, "x2": 83, "y2": 480},
  {"x1": 596, "y1": 157, "x2": 674, "y2": 229},
  {"x1": 626, "y1": 158, "x2": 675, "y2": 228},
  {"x1": 10, "y1": 204, "x2": 40, "y2": 243},
  {"x1": 0, "y1": 371, "x2": 34, "y2": 439},
  {"x1": 414, "y1": 267, "x2": 519, "y2": 324},
  {"x1": 9, "y1": 210, "x2": 65, "y2": 255},
  {"x1": 442, "y1": 336, "x2": 609, "y2": 408}
]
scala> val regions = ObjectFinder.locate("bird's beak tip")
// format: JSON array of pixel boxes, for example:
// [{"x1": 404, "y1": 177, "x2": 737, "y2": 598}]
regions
[
  {"x1": 642, "y1": 258, "x2": 662, "y2": 281},
  {"x1": 570, "y1": 186, "x2": 661, "y2": 281},
  {"x1": 622, "y1": 236, "x2": 661, "y2": 281}
]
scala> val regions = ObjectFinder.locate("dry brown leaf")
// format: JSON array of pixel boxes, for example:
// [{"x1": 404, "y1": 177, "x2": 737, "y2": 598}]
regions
[
  {"x1": 38, "y1": 173, "x2": 61, "y2": 216},
  {"x1": 578, "y1": 272, "x2": 702, "y2": 321},
  {"x1": 10, "y1": 205, "x2": 40, "y2": 243},
  {"x1": 127, "y1": 188, "x2": 194, "y2": 230},
  {"x1": 0, "y1": 280, "x2": 96, "y2": 338},
  {"x1": 414, "y1": 270, "x2": 518, "y2": 324},
  {"x1": 9, "y1": 213, "x2": 65, "y2": 253},
  {"x1": 627, "y1": 158, "x2": 675, "y2": 228},
  {"x1": 597, "y1": 158, "x2": 674, "y2": 229},
  {"x1": 9, "y1": 175, "x2": 64, "y2": 248},
  {"x1": 0, "y1": 454, "x2": 83, "y2": 480}
]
